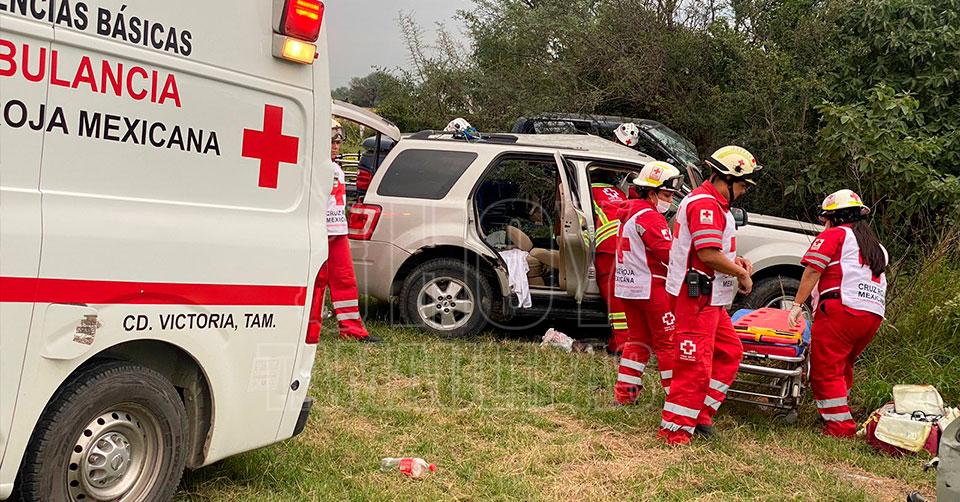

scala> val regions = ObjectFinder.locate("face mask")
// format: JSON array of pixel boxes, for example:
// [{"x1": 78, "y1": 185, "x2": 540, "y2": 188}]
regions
[{"x1": 657, "y1": 199, "x2": 672, "y2": 214}]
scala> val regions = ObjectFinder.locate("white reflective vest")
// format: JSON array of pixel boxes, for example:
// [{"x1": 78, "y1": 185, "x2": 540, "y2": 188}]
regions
[
  {"x1": 814, "y1": 226, "x2": 888, "y2": 318},
  {"x1": 665, "y1": 193, "x2": 738, "y2": 306},
  {"x1": 615, "y1": 208, "x2": 666, "y2": 300},
  {"x1": 327, "y1": 163, "x2": 348, "y2": 236}
]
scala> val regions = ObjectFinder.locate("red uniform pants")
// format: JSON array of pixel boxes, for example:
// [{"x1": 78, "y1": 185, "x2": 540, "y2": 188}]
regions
[
  {"x1": 810, "y1": 300, "x2": 881, "y2": 437},
  {"x1": 660, "y1": 297, "x2": 742, "y2": 444},
  {"x1": 309, "y1": 235, "x2": 369, "y2": 340},
  {"x1": 596, "y1": 252, "x2": 629, "y2": 353},
  {"x1": 614, "y1": 286, "x2": 675, "y2": 405}
]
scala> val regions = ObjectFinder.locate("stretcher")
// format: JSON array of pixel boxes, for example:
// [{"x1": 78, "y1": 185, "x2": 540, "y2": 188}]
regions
[{"x1": 728, "y1": 308, "x2": 810, "y2": 423}]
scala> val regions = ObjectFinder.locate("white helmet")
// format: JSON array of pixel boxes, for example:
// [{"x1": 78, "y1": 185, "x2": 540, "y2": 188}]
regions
[
  {"x1": 444, "y1": 118, "x2": 473, "y2": 133},
  {"x1": 704, "y1": 145, "x2": 762, "y2": 185},
  {"x1": 634, "y1": 161, "x2": 683, "y2": 191},
  {"x1": 615, "y1": 122, "x2": 641, "y2": 147},
  {"x1": 821, "y1": 189, "x2": 870, "y2": 217},
  {"x1": 331, "y1": 117, "x2": 344, "y2": 141}
]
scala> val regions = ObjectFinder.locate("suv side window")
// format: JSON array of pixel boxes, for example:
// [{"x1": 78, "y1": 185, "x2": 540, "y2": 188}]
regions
[{"x1": 377, "y1": 149, "x2": 477, "y2": 199}]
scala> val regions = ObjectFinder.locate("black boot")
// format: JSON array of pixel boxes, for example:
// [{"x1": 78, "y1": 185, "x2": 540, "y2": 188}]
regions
[
  {"x1": 694, "y1": 424, "x2": 715, "y2": 438},
  {"x1": 358, "y1": 335, "x2": 382, "y2": 344}
]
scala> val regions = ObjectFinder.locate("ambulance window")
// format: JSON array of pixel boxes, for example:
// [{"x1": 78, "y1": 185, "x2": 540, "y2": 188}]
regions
[{"x1": 377, "y1": 149, "x2": 477, "y2": 199}]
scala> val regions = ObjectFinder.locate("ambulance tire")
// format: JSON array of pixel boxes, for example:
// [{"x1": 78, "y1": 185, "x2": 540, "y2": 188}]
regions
[
  {"x1": 16, "y1": 361, "x2": 188, "y2": 502},
  {"x1": 399, "y1": 258, "x2": 492, "y2": 338},
  {"x1": 743, "y1": 276, "x2": 802, "y2": 311}
]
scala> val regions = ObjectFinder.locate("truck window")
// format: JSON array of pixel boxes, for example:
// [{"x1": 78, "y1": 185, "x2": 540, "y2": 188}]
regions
[{"x1": 377, "y1": 149, "x2": 477, "y2": 199}]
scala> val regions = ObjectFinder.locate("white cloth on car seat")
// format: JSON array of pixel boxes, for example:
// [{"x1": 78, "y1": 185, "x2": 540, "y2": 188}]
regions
[{"x1": 501, "y1": 248, "x2": 532, "y2": 308}]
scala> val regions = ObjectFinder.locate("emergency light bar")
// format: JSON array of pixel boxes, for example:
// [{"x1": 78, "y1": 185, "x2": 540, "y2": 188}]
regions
[{"x1": 272, "y1": 0, "x2": 324, "y2": 64}]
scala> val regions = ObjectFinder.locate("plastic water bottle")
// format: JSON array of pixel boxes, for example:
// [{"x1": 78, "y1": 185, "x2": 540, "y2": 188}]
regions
[{"x1": 380, "y1": 457, "x2": 436, "y2": 479}]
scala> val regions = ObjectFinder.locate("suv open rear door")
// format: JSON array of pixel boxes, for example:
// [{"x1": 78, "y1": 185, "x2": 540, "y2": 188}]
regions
[{"x1": 554, "y1": 152, "x2": 591, "y2": 302}]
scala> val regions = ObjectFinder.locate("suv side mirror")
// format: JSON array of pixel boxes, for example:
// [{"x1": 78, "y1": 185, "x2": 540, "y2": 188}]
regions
[{"x1": 732, "y1": 207, "x2": 748, "y2": 228}]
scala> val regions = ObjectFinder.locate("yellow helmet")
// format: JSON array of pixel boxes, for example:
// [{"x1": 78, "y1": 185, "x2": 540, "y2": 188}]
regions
[
  {"x1": 633, "y1": 161, "x2": 683, "y2": 191},
  {"x1": 821, "y1": 189, "x2": 870, "y2": 216},
  {"x1": 705, "y1": 145, "x2": 762, "y2": 185}
]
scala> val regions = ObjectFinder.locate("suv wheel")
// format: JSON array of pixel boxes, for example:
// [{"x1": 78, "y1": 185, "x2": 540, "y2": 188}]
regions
[
  {"x1": 399, "y1": 258, "x2": 492, "y2": 338},
  {"x1": 744, "y1": 276, "x2": 812, "y2": 319}
]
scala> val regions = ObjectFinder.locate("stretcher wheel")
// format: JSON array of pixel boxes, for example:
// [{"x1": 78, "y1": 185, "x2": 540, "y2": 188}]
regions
[{"x1": 775, "y1": 410, "x2": 799, "y2": 425}]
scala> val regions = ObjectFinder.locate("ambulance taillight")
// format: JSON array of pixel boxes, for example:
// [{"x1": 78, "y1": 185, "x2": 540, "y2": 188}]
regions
[
  {"x1": 272, "y1": 0, "x2": 324, "y2": 64},
  {"x1": 283, "y1": 0, "x2": 324, "y2": 41}
]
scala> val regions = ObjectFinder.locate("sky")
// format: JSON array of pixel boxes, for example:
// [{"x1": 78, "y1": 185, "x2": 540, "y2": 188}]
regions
[{"x1": 326, "y1": 0, "x2": 474, "y2": 88}]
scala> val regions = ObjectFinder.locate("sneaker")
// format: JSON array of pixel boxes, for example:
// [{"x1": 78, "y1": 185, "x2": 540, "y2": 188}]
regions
[
  {"x1": 694, "y1": 424, "x2": 715, "y2": 438},
  {"x1": 357, "y1": 335, "x2": 382, "y2": 344}
]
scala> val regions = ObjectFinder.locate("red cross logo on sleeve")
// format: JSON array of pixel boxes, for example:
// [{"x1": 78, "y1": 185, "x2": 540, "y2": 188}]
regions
[{"x1": 242, "y1": 105, "x2": 300, "y2": 189}]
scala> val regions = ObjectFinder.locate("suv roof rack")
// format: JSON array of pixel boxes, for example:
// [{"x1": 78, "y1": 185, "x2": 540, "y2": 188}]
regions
[
  {"x1": 407, "y1": 130, "x2": 589, "y2": 151},
  {"x1": 408, "y1": 130, "x2": 521, "y2": 144}
]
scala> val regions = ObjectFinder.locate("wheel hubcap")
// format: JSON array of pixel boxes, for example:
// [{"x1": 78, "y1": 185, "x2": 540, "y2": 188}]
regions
[
  {"x1": 417, "y1": 277, "x2": 475, "y2": 331},
  {"x1": 68, "y1": 406, "x2": 162, "y2": 501},
  {"x1": 766, "y1": 296, "x2": 812, "y2": 323}
]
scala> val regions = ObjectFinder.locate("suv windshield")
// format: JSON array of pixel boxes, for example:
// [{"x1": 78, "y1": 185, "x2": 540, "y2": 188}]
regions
[{"x1": 642, "y1": 123, "x2": 700, "y2": 167}]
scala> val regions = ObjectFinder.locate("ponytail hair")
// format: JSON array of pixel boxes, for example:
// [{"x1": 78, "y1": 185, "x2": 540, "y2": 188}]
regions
[{"x1": 851, "y1": 220, "x2": 886, "y2": 277}]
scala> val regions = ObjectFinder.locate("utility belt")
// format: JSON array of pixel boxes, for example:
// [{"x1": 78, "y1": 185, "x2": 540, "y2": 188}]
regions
[{"x1": 685, "y1": 269, "x2": 714, "y2": 298}]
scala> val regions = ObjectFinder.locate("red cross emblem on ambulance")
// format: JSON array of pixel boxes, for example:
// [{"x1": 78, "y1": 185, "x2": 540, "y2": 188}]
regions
[{"x1": 242, "y1": 105, "x2": 300, "y2": 189}]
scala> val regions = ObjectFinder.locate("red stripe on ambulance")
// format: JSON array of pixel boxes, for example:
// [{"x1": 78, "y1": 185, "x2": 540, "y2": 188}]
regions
[{"x1": 0, "y1": 277, "x2": 307, "y2": 306}]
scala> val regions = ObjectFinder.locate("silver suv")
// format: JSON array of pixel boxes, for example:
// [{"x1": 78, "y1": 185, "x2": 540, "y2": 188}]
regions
[{"x1": 348, "y1": 131, "x2": 820, "y2": 337}]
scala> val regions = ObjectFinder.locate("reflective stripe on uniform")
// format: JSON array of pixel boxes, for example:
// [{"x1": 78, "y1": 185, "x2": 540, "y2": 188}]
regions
[
  {"x1": 611, "y1": 322, "x2": 629, "y2": 330},
  {"x1": 816, "y1": 397, "x2": 848, "y2": 409},
  {"x1": 619, "y1": 358, "x2": 646, "y2": 373},
  {"x1": 333, "y1": 300, "x2": 358, "y2": 309},
  {"x1": 609, "y1": 312, "x2": 627, "y2": 320},
  {"x1": 806, "y1": 252, "x2": 832, "y2": 264},
  {"x1": 660, "y1": 419, "x2": 695, "y2": 435},
  {"x1": 705, "y1": 396, "x2": 721, "y2": 410},
  {"x1": 821, "y1": 411, "x2": 854, "y2": 422},
  {"x1": 663, "y1": 386, "x2": 670, "y2": 395},
  {"x1": 660, "y1": 370, "x2": 673, "y2": 379},
  {"x1": 692, "y1": 229, "x2": 723, "y2": 239},
  {"x1": 710, "y1": 379, "x2": 730, "y2": 394},
  {"x1": 664, "y1": 402, "x2": 700, "y2": 419},
  {"x1": 617, "y1": 374, "x2": 643, "y2": 385},
  {"x1": 336, "y1": 312, "x2": 361, "y2": 321}
]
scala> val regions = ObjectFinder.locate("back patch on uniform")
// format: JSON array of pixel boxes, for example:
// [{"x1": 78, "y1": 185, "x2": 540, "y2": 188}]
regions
[{"x1": 700, "y1": 209, "x2": 714, "y2": 225}]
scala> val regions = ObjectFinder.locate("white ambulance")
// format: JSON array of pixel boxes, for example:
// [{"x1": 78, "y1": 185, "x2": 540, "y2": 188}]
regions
[{"x1": 0, "y1": 1, "x2": 333, "y2": 499}]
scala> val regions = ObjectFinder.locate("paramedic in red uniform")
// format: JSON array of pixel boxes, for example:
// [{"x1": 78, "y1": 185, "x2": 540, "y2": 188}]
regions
[
  {"x1": 659, "y1": 145, "x2": 760, "y2": 445},
  {"x1": 788, "y1": 189, "x2": 887, "y2": 437},
  {"x1": 612, "y1": 161, "x2": 683, "y2": 405},
  {"x1": 309, "y1": 119, "x2": 380, "y2": 343},
  {"x1": 591, "y1": 169, "x2": 628, "y2": 353}
]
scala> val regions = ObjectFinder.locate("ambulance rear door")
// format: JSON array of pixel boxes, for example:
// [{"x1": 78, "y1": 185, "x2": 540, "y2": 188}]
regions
[
  {"x1": 30, "y1": 0, "x2": 319, "y2": 464},
  {"x1": 0, "y1": 13, "x2": 51, "y2": 470}
]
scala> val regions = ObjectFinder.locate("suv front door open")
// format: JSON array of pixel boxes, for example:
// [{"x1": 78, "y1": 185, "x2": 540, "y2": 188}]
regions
[{"x1": 554, "y1": 152, "x2": 591, "y2": 302}]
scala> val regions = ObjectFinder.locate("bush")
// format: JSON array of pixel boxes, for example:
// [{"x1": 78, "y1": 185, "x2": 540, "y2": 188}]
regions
[{"x1": 855, "y1": 231, "x2": 960, "y2": 409}]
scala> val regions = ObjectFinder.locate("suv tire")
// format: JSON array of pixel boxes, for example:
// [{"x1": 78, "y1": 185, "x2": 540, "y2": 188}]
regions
[
  {"x1": 744, "y1": 276, "x2": 802, "y2": 311},
  {"x1": 16, "y1": 361, "x2": 188, "y2": 502},
  {"x1": 399, "y1": 258, "x2": 493, "y2": 338}
]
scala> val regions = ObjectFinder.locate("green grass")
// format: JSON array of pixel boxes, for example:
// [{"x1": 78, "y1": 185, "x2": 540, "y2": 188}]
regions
[{"x1": 175, "y1": 321, "x2": 938, "y2": 501}]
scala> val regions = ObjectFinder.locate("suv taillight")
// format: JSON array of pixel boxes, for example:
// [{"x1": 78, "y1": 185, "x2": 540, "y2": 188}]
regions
[
  {"x1": 282, "y1": 0, "x2": 324, "y2": 42},
  {"x1": 348, "y1": 203, "x2": 381, "y2": 240}
]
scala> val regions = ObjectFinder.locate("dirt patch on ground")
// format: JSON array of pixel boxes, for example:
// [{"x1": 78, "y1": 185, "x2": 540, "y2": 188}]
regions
[
  {"x1": 831, "y1": 466, "x2": 934, "y2": 502},
  {"x1": 519, "y1": 408, "x2": 685, "y2": 500}
]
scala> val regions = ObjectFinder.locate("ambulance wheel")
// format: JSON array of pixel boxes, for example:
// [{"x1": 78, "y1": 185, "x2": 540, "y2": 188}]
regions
[
  {"x1": 16, "y1": 361, "x2": 188, "y2": 502},
  {"x1": 400, "y1": 258, "x2": 492, "y2": 338}
]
